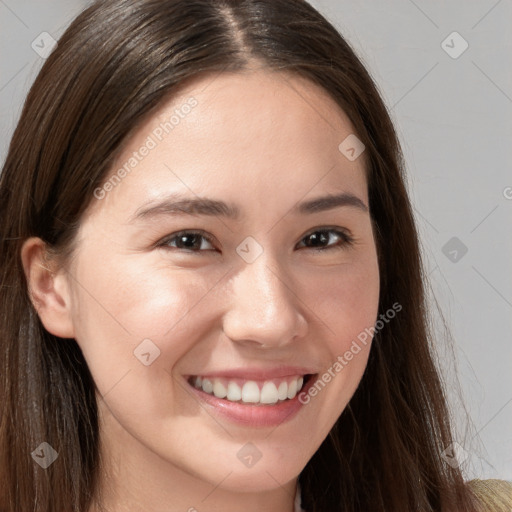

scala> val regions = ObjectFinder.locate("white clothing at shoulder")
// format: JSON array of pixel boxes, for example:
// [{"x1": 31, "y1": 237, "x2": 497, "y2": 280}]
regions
[{"x1": 294, "y1": 483, "x2": 305, "y2": 512}]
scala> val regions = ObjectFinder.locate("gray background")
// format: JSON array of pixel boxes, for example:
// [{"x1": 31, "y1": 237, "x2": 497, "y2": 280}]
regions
[{"x1": 1, "y1": 0, "x2": 511, "y2": 481}]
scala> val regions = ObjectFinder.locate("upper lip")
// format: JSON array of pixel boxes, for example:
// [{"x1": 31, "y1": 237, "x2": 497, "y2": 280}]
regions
[{"x1": 186, "y1": 366, "x2": 316, "y2": 381}]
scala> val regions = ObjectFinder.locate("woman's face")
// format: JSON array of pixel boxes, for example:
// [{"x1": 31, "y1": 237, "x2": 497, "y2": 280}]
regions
[{"x1": 60, "y1": 69, "x2": 380, "y2": 497}]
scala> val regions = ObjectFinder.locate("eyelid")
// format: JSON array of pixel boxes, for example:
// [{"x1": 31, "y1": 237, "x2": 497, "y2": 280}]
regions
[
  {"x1": 158, "y1": 230, "x2": 217, "y2": 252},
  {"x1": 295, "y1": 226, "x2": 354, "y2": 250},
  {"x1": 157, "y1": 226, "x2": 354, "y2": 254}
]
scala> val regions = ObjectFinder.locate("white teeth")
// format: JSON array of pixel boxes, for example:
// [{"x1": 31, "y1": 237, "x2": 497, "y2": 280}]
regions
[
  {"x1": 241, "y1": 381, "x2": 260, "y2": 403},
  {"x1": 212, "y1": 380, "x2": 227, "y2": 399},
  {"x1": 277, "y1": 381, "x2": 288, "y2": 401},
  {"x1": 192, "y1": 375, "x2": 306, "y2": 405},
  {"x1": 260, "y1": 382, "x2": 279, "y2": 404},
  {"x1": 226, "y1": 381, "x2": 242, "y2": 401},
  {"x1": 287, "y1": 379, "x2": 298, "y2": 399},
  {"x1": 202, "y1": 378, "x2": 213, "y2": 394}
]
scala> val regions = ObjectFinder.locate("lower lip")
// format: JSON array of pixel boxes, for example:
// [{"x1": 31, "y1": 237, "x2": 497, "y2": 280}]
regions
[{"x1": 186, "y1": 375, "x2": 316, "y2": 428}]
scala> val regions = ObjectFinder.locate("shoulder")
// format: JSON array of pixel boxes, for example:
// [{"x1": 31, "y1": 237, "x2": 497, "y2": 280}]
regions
[{"x1": 466, "y1": 479, "x2": 512, "y2": 511}]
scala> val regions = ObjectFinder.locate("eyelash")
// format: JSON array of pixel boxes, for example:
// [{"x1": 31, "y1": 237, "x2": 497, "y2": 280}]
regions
[{"x1": 157, "y1": 227, "x2": 354, "y2": 254}]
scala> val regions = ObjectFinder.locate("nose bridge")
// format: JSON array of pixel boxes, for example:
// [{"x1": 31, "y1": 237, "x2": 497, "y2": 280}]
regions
[
  {"x1": 242, "y1": 253, "x2": 288, "y2": 316},
  {"x1": 222, "y1": 248, "x2": 307, "y2": 346}
]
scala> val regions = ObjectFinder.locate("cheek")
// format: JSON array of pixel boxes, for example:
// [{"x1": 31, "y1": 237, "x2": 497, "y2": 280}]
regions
[
  {"x1": 310, "y1": 253, "x2": 380, "y2": 348},
  {"x1": 69, "y1": 254, "x2": 220, "y2": 396},
  {"x1": 301, "y1": 254, "x2": 379, "y2": 423}
]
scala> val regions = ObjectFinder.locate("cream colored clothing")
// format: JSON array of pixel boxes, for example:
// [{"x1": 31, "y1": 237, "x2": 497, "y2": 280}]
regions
[
  {"x1": 468, "y1": 479, "x2": 512, "y2": 511},
  {"x1": 294, "y1": 479, "x2": 512, "y2": 511}
]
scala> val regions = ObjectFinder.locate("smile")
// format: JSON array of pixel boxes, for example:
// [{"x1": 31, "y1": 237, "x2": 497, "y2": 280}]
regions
[
  {"x1": 185, "y1": 368, "x2": 317, "y2": 427},
  {"x1": 188, "y1": 375, "x2": 308, "y2": 405}
]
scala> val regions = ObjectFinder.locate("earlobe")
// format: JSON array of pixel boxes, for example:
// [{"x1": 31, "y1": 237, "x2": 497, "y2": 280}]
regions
[{"x1": 20, "y1": 237, "x2": 75, "y2": 339}]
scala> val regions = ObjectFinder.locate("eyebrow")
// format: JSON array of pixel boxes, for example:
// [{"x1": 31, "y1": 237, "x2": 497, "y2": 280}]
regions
[{"x1": 130, "y1": 191, "x2": 368, "y2": 222}]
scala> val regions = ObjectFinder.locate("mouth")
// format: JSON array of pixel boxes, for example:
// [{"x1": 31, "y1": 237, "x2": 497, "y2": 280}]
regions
[
  {"x1": 187, "y1": 374, "x2": 312, "y2": 406},
  {"x1": 185, "y1": 372, "x2": 316, "y2": 427}
]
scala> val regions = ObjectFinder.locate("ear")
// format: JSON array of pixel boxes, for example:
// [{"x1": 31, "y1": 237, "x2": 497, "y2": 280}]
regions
[{"x1": 20, "y1": 237, "x2": 75, "y2": 338}]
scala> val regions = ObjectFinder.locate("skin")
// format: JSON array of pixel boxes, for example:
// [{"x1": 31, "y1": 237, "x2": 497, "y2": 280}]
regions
[{"x1": 22, "y1": 67, "x2": 380, "y2": 512}]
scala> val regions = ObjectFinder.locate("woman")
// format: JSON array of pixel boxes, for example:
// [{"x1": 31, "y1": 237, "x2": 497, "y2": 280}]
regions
[{"x1": 0, "y1": 0, "x2": 510, "y2": 511}]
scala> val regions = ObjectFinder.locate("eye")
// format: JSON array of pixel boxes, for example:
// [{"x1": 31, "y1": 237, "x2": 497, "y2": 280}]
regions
[
  {"x1": 158, "y1": 230, "x2": 216, "y2": 252},
  {"x1": 296, "y1": 227, "x2": 354, "y2": 251},
  {"x1": 157, "y1": 227, "x2": 354, "y2": 254}
]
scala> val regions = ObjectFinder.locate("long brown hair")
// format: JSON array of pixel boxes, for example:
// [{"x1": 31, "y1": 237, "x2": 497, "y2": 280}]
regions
[{"x1": 0, "y1": 0, "x2": 479, "y2": 510}]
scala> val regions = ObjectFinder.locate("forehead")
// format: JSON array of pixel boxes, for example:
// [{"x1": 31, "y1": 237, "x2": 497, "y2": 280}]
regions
[{"x1": 86, "y1": 68, "x2": 368, "y2": 223}]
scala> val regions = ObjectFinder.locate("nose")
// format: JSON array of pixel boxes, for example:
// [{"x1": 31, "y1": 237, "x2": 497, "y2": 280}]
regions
[{"x1": 221, "y1": 254, "x2": 308, "y2": 349}]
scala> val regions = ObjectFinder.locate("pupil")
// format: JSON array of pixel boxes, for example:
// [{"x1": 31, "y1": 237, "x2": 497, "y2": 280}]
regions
[
  {"x1": 310, "y1": 231, "x2": 328, "y2": 246},
  {"x1": 180, "y1": 235, "x2": 198, "y2": 248}
]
